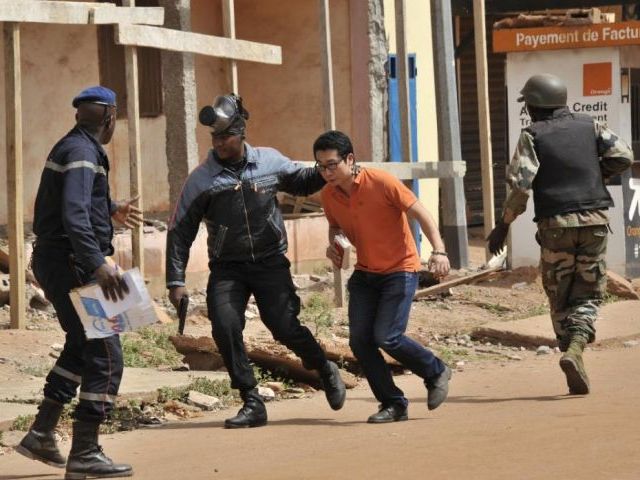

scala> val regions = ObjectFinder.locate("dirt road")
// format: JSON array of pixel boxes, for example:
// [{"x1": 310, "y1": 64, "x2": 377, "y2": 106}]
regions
[{"x1": 2, "y1": 346, "x2": 640, "y2": 480}]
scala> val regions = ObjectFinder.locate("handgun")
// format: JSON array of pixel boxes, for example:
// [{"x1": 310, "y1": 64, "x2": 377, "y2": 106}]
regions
[{"x1": 177, "y1": 295, "x2": 189, "y2": 335}]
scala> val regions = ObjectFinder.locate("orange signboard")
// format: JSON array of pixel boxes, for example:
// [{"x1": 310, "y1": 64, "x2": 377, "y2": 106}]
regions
[
  {"x1": 583, "y1": 62, "x2": 612, "y2": 96},
  {"x1": 493, "y1": 21, "x2": 640, "y2": 53}
]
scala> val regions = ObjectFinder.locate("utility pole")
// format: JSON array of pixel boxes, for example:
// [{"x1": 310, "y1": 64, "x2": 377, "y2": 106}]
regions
[{"x1": 430, "y1": 0, "x2": 469, "y2": 269}]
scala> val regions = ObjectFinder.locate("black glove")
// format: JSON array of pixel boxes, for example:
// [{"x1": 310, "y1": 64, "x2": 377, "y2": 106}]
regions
[{"x1": 487, "y1": 219, "x2": 510, "y2": 255}]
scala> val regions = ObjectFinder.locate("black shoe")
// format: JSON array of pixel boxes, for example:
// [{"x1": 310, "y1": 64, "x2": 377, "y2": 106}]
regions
[
  {"x1": 225, "y1": 389, "x2": 267, "y2": 429},
  {"x1": 319, "y1": 361, "x2": 346, "y2": 410},
  {"x1": 367, "y1": 404, "x2": 408, "y2": 424},
  {"x1": 16, "y1": 430, "x2": 66, "y2": 468},
  {"x1": 16, "y1": 398, "x2": 66, "y2": 468},
  {"x1": 425, "y1": 365, "x2": 452, "y2": 410},
  {"x1": 65, "y1": 421, "x2": 133, "y2": 480}
]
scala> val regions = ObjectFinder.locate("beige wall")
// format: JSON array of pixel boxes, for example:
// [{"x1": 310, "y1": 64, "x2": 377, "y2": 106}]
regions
[
  {"x1": 1, "y1": 0, "x2": 357, "y2": 226},
  {"x1": 0, "y1": 22, "x2": 100, "y2": 225},
  {"x1": 0, "y1": 19, "x2": 169, "y2": 225},
  {"x1": 192, "y1": 0, "x2": 353, "y2": 163},
  {"x1": 108, "y1": 116, "x2": 169, "y2": 212},
  {"x1": 383, "y1": 0, "x2": 440, "y2": 260}
]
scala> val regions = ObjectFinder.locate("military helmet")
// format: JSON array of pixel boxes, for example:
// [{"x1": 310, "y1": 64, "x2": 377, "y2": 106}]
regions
[{"x1": 517, "y1": 74, "x2": 567, "y2": 108}]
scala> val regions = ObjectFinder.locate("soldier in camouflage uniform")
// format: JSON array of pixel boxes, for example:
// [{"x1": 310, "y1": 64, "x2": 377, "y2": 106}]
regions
[{"x1": 487, "y1": 73, "x2": 633, "y2": 395}]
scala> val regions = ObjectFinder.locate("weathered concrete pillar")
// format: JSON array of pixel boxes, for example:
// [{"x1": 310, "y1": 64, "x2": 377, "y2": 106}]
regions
[
  {"x1": 159, "y1": 0, "x2": 199, "y2": 212},
  {"x1": 431, "y1": 0, "x2": 469, "y2": 268},
  {"x1": 368, "y1": 0, "x2": 388, "y2": 162}
]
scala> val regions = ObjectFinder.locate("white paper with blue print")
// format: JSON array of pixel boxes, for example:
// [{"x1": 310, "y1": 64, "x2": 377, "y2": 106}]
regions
[{"x1": 69, "y1": 268, "x2": 159, "y2": 339}]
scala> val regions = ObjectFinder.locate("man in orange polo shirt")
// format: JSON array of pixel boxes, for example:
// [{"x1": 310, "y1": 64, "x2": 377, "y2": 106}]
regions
[{"x1": 314, "y1": 130, "x2": 452, "y2": 423}]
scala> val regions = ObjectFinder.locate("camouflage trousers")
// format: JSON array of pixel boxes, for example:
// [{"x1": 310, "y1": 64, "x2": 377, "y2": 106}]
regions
[{"x1": 538, "y1": 224, "x2": 608, "y2": 349}]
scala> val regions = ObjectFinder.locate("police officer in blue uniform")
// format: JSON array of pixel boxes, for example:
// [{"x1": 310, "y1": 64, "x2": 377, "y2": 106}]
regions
[{"x1": 17, "y1": 86, "x2": 142, "y2": 479}]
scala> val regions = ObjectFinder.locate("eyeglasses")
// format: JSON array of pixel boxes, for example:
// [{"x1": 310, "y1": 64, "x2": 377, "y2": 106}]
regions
[{"x1": 315, "y1": 161, "x2": 343, "y2": 172}]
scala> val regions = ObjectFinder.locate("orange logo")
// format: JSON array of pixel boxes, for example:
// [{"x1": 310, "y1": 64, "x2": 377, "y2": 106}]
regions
[{"x1": 583, "y1": 62, "x2": 612, "y2": 96}]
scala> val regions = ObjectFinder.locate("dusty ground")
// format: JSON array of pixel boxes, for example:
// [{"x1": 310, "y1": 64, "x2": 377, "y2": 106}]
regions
[
  {"x1": 0, "y1": 262, "x2": 549, "y2": 401},
  {"x1": 2, "y1": 230, "x2": 640, "y2": 478},
  {"x1": 0, "y1": 230, "x2": 553, "y2": 408},
  {"x1": 2, "y1": 345, "x2": 639, "y2": 480}
]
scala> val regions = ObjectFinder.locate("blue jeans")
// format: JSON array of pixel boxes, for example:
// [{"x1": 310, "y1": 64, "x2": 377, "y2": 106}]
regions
[{"x1": 348, "y1": 270, "x2": 445, "y2": 407}]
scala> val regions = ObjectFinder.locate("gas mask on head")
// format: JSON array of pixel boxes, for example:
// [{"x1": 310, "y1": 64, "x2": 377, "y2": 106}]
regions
[{"x1": 198, "y1": 94, "x2": 250, "y2": 136}]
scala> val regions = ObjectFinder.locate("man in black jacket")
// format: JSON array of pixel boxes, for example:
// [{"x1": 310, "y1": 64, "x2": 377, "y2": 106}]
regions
[
  {"x1": 17, "y1": 86, "x2": 142, "y2": 479},
  {"x1": 167, "y1": 94, "x2": 345, "y2": 428}
]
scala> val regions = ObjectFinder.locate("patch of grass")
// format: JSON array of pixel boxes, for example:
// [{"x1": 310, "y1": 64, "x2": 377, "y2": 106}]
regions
[
  {"x1": 434, "y1": 347, "x2": 470, "y2": 365},
  {"x1": 101, "y1": 399, "x2": 151, "y2": 434},
  {"x1": 11, "y1": 414, "x2": 35, "y2": 432},
  {"x1": 603, "y1": 292, "x2": 620, "y2": 304},
  {"x1": 301, "y1": 292, "x2": 334, "y2": 336},
  {"x1": 122, "y1": 325, "x2": 183, "y2": 368},
  {"x1": 515, "y1": 303, "x2": 549, "y2": 319},
  {"x1": 253, "y1": 366, "x2": 296, "y2": 389},
  {"x1": 17, "y1": 363, "x2": 51, "y2": 377},
  {"x1": 475, "y1": 302, "x2": 512, "y2": 315},
  {"x1": 187, "y1": 377, "x2": 234, "y2": 399},
  {"x1": 157, "y1": 376, "x2": 234, "y2": 403}
]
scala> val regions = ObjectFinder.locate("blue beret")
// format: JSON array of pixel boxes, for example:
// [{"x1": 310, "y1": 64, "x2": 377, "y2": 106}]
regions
[{"x1": 72, "y1": 86, "x2": 117, "y2": 108}]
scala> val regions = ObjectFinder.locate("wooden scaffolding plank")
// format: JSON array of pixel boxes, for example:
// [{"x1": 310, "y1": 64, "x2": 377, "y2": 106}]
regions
[
  {"x1": 0, "y1": 1, "x2": 164, "y2": 25},
  {"x1": 319, "y1": 0, "x2": 336, "y2": 130},
  {"x1": 92, "y1": 4, "x2": 164, "y2": 26},
  {"x1": 4, "y1": 22, "x2": 26, "y2": 329},
  {"x1": 123, "y1": 0, "x2": 144, "y2": 274},
  {"x1": 414, "y1": 266, "x2": 503, "y2": 299},
  {"x1": 318, "y1": 0, "x2": 344, "y2": 308},
  {"x1": 221, "y1": 0, "x2": 239, "y2": 93},
  {"x1": 116, "y1": 25, "x2": 282, "y2": 64}
]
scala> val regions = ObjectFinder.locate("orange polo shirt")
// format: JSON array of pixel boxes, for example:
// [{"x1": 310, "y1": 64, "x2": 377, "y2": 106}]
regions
[{"x1": 321, "y1": 168, "x2": 421, "y2": 274}]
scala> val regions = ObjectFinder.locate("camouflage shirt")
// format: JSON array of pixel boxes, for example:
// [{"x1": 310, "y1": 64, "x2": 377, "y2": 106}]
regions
[{"x1": 503, "y1": 120, "x2": 633, "y2": 229}]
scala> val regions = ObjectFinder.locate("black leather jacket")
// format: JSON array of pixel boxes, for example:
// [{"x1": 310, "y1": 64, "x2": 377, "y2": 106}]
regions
[{"x1": 166, "y1": 143, "x2": 324, "y2": 287}]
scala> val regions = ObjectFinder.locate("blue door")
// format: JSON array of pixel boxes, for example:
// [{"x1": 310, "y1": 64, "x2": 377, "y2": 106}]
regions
[{"x1": 389, "y1": 53, "x2": 420, "y2": 250}]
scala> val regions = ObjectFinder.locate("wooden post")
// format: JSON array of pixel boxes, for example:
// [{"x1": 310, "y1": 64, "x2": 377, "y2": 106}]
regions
[
  {"x1": 319, "y1": 0, "x2": 343, "y2": 307},
  {"x1": 473, "y1": 0, "x2": 495, "y2": 261},
  {"x1": 123, "y1": 0, "x2": 144, "y2": 274},
  {"x1": 4, "y1": 22, "x2": 26, "y2": 329},
  {"x1": 319, "y1": 0, "x2": 336, "y2": 130},
  {"x1": 221, "y1": 0, "x2": 238, "y2": 93}
]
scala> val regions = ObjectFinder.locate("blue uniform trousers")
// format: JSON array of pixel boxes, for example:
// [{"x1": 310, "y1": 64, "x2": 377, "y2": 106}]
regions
[{"x1": 33, "y1": 246, "x2": 123, "y2": 423}]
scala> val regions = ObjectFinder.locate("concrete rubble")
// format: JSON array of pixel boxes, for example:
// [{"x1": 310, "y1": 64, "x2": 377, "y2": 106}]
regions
[{"x1": 186, "y1": 390, "x2": 221, "y2": 411}]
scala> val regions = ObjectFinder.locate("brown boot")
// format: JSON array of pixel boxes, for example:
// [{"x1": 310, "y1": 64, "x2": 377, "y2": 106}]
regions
[{"x1": 559, "y1": 336, "x2": 589, "y2": 395}]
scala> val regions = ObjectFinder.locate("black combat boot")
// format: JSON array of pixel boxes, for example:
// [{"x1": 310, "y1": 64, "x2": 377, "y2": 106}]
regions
[
  {"x1": 16, "y1": 398, "x2": 66, "y2": 468},
  {"x1": 64, "y1": 421, "x2": 133, "y2": 479},
  {"x1": 224, "y1": 388, "x2": 267, "y2": 429},
  {"x1": 319, "y1": 361, "x2": 346, "y2": 410}
]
